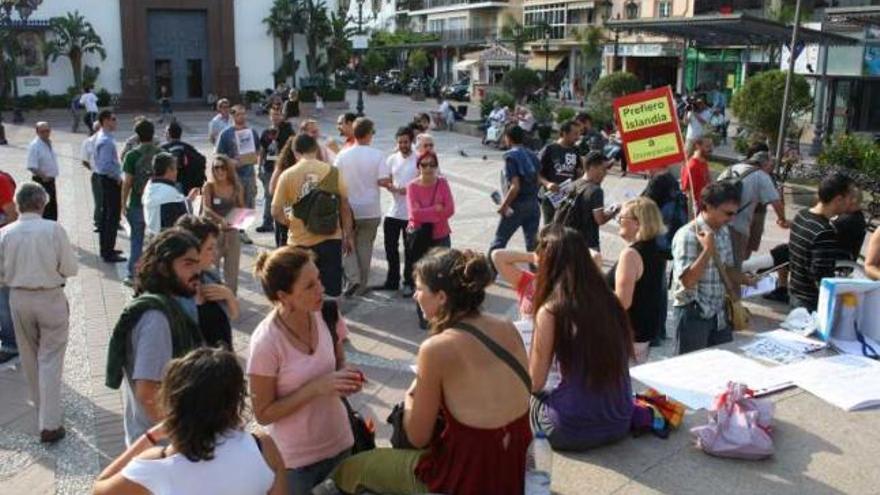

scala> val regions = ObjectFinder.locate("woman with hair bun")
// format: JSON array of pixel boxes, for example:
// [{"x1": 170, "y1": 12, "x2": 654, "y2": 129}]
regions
[
  {"x1": 93, "y1": 348, "x2": 288, "y2": 495},
  {"x1": 247, "y1": 246, "x2": 364, "y2": 494},
  {"x1": 321, "y1": 248, "x2": 532, "y2": 495}
]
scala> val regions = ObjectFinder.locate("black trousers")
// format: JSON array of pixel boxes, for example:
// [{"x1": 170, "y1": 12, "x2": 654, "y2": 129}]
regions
[
  {"x1": 99, "y1": 176, "x2": 122, "y2": 259},
  {"x1": 32, "y1": 176, "x2": 57, "y2": 221},
  {"x1": 383, "y1": 217, "x2": 412, "y2": 288}
]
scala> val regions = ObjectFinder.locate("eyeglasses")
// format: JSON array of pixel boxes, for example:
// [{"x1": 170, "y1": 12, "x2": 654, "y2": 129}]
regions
[{"x1": 420, "y1": 162, "x2": 438, "y2": 168}]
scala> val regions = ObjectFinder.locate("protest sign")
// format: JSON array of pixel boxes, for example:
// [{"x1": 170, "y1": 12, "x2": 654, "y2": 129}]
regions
[{"x1": 612, "y1": 86, "x2": 685, "y2": 173}]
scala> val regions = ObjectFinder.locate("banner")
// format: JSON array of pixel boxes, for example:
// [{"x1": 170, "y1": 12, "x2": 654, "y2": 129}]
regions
[{"x1": 612, "y1": 86, "x2": 685, "y2": 173}]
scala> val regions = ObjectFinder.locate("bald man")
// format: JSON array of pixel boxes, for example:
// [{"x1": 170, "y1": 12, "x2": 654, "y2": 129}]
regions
[{"x1": 26, "y1": 122, "x2": 60, "y2": 220}]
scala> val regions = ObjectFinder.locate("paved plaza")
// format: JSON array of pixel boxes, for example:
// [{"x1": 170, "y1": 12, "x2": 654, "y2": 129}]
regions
[{"x1": 0, "y1": 93, "x2": 877, "y2": 494}]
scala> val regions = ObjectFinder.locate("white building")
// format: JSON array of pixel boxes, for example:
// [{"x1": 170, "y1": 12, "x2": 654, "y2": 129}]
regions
[{"x1": 13, "y1": 0, "x2": 339, "y2": 107}]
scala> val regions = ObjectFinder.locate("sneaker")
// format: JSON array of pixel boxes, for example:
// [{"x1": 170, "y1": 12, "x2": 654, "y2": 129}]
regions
[
  {"x1": 239, "y1": 230, "x2": 253, "y2": 245},
  {"x1": 255, "y1": 224, "x2": 274, "y2": 233},
  {"x1": 40, "y1": 426, "x2": 66, "y2": 444},
  {"x1": 401, "y1": 284, "x2": 415, "y2": 298},
  {"x1": 0, "y1": 350, "x2": 19, "y2": 365}
]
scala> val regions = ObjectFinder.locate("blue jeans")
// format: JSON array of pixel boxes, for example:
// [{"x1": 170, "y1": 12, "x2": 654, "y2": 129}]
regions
[
  {"x1": 259, "y1": 167, "x2": 273, "y2": 227},
  {"x1": 488, "y1": 200, "x2": 540, "y2": 258},
  {"x1": 127, "y1": 205, "x2": 146, "y2": 278},
  {"x1": 237, "y1": 167, "x2": 257, "y2": 209},
  {"x1": 0, "y1": 286, "x2": 15, "y2": 352},
  {"x1": 286, "y1": 448, "x2": 350, "y2": 494}
]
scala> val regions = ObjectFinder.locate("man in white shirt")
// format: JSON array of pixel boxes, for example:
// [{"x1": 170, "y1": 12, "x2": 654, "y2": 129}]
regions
[
  {"x1": 685, "y1": 98, "x2": 712, "y2": 156},
  {"x1": 0, "y1": 183, "x2": 78, "y2": 443},
  {"x1": 334, "y1": 118, "x2": 392, "y2": 296},
  {"x1": 26, "y1": 122, "x2": 60, "y2": 221},
  {"x1": 81, "y1": 121, "x2": 103, "y2": 230},
  {"x1": 376, "y1": 126, "x2": 418, "y2": 294},
  {"x1": 208, "y1": 98, "x2": 231, "y2": 146},
  {"x1": 79, "y1": 86, "x2": 99, "y2": 134}
]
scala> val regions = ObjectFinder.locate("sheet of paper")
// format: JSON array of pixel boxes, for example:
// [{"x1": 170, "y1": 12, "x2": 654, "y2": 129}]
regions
[
  {"x1": 630, "y1": 349, "x2": 792, "y2": 410},
  {"x1": 226, "y1": 208, "x2": 257, "y2": 230},
  {"x1": 235, "y1": 128, "x2": 257, "y2": 155},
  {"x1": 830, "y1": 336, "x2": 880, "y2": 359},
  {"x1": 741, "y1": 339, "x2": 813, "y2": 365},
  {"x1": 545, "y1": 179, "x2": 574, "y2": 208},
  {"x1": 758, "y1": 330, "x2": 828, "y2": 353},
  {"x1": 741, "y1": 272, "x2": 778, "y2": 299},
  {"x1": 776, "y1": 354, "x2": 880, "y2": 411}
]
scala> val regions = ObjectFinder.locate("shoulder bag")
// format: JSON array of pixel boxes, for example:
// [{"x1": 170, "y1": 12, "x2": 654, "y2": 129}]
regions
[
  {"x1": 387, "y1": 321, "x2": 532, "y2": 449},
  {"x1": 711, "y1": 250, "x2": 751, "y2": 331}
]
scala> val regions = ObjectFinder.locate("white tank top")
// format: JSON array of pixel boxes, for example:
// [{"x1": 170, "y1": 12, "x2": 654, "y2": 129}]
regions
[{"x1": 121, "y1": 429, "x2": 274, "y2": 495}]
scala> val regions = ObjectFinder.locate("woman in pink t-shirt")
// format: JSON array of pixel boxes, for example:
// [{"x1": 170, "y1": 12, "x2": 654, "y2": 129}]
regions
[
  {"x1": 247, "y1": 247, "x2": 364, "y2": 494},
  {"x1": 407, "y1": 151, "x2": 455, "y2": 329}
]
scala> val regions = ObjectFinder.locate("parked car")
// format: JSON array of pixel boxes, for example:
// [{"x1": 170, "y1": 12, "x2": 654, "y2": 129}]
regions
[{"x1": 442, "y1": 78, "x2": 470, "y2": 101}]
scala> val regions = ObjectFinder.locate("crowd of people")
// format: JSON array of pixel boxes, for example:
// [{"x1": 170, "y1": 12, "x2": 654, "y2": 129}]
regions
[{"x1": 1, "y1": 88, "x2": 879, "y2": 495}]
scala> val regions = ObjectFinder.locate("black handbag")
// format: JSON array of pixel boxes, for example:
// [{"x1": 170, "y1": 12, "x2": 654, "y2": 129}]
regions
[
  {"x1": 321, "y1": 300, "x2": 376, "y2": 454},
  {"x1": 386, "y1": 321, "x2": 532, "y2": 449}
]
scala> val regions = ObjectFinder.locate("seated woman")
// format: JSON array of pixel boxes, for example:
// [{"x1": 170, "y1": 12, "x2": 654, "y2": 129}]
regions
[
  {"x1": 93, "y1": 348, "x2": 287, "y2": 495},
  {"x1": 530, "y1": 225, "x2": 634, "y2": 451},
  {"x1": 175, "y1": 214, "x2": 239, "y2": 349},
  {"x1": 606, "y1": 197, "x2": 667, "y2": 364},
  {"x1": 324, "y1": 249, "x2": 532, "y2": 495},
  {"x1": 248, "y1": 246, "x2": 363, "y2": 495}
]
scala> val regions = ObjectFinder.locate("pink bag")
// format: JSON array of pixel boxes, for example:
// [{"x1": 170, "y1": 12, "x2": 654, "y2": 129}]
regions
[{"x1": 691, "y1": 382, "x2": 775, "y2": 460}]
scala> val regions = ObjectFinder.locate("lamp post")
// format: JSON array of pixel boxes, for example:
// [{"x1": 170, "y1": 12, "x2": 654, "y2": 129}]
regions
[
  {"x1": 0, "y1": 0, "x2": 43, "y2": 141},
  {"x1": 774, "y1": 0, "x2": 803, "y2": 172},
  {"x1": 544, "y1": 26, "x2": 550, "y2": 88},
  {"x1": 597, "y1": 0, "x2": 615, "y2": 74},
  {"x1": 356, "y1": 0, "x2": 365, "y2": 116}
]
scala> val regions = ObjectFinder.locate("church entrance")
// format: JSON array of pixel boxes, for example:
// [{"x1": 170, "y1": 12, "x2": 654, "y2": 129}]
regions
[{"x1": 147, "y1": 10, "x2": 210, "y2": 103}]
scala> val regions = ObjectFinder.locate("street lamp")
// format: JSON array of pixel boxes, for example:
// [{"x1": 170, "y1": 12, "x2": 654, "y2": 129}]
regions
[
  {"x1": 0, "y1": 0, "x2": 43, "y2": 141},
  {"x1": 544, "y1": 26, "x2": 550, "y2": 88},
  {"x1": 597, "y1": 0, "x2": 619, "y2": 74},
  {"x1": 355, "y1": 0, "x2": 366, "y2": 116}
]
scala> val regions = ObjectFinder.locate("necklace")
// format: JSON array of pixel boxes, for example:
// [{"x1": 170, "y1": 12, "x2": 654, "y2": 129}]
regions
[{"x1": 276, "y1": 311, "x2": 314, "y2": 354}]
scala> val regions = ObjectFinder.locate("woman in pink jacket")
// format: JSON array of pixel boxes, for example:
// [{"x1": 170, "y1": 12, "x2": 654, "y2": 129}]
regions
[{"x1": 407, "y1": 151, "x2": 455, "y2": 328}]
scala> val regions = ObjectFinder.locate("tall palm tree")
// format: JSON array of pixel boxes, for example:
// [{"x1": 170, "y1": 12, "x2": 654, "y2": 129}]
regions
[
  {"x1": 263, "y1": 0, "x2": 304, "y2": 82},
  {"x1": 303, "y1": 0, "x2": 333, "y2": 76},
  {"x1": 574, "y1": 25, "x2": 604, "y2": 87},
  {"x1": 326, "y1": 10, "x2": 355, "y2": 75},
  {"x1": 0, "y1": 26, "x2": 21, "y2": 104},
  {"x1": 45, "y1": 11, "x2": 106, "y2": 90},
  {"x1": 500, "y1": 15, "x2": 530, "y2": 69}
]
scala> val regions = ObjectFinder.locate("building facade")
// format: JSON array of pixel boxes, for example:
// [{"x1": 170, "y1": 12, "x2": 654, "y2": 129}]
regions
[{"x1": 12, "y1": 0, "x2": 293, "y2": 108}]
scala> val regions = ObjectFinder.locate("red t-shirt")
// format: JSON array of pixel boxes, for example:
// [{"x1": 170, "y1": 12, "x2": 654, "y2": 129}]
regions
[
  {"x1": 681, "y1": 156, "x2": 710, "y2": 210},
  {"x1": 516, "y1": 271, "x2": 536, "y2": 319},
  {"x1": 0, "y1": 172, "x2": 15, "y2": 209}
]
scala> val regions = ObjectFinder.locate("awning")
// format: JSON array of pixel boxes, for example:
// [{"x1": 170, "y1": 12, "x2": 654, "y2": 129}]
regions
[
  {"x1": 453, "y1": 59, "x2": 478, "y2": 71},
  {"x1": 604, "y1": 13, "x2": 859, "y2": 47},
  {"x1": 825, "y1": 6, "x2": 880, "y2": 27},
  {"x1": 526, "y1": 54, "x2": 566, "y2": 71}
]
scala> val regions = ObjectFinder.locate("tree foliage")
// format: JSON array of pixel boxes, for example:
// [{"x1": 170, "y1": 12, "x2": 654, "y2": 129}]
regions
[
  {"x1": 407, "y1": 49, "x2": 429, "y2": 74},
  {"x1": 362, "y1": 49, "x2": 386, "y2": 77},
  {"x1": 503, "y1": 67, "x2": 541, "y2": 102},
  {"x1": 326, "y1": 10, "x2": 355, "y2": 75},
  {"x1": 303, "y1": 0, "x2": 333, "y2": 77},
  {"x1": 586, "y1": 72, "x2": 641, "y2": 126},
  {"x1": 730, "y1": 70, "x2": 812, "y2": 148},
  {"x1": 263, "y1": 0, "x2": 305, "y2": 82},
  {"x1": 45, "y1": 11, "x2": 106, "y2": 90}
]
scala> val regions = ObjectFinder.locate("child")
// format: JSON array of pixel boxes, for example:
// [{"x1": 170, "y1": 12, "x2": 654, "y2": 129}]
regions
[{"x1": 314, "y1": 94, "x2": 324, "y2": 117}]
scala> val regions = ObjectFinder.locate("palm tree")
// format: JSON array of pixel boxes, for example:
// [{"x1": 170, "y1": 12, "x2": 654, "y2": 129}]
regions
[
  {"x1": 574, "y1": 25, "x2": 604, "y2": 88},
  {"x1": 326, "y1": 10, "x2": 355, "y2": 75},
  {"x1": 500, "y1": 15, "x2": 530, "y2": 69},
  {"x1": 263, "y1": 0, "x2": 304, "y2": 83},
  {"x1": 0, "y1": 27, "x2": 21, "y2": 105},
  {"x1": 303, "y1": 0, "x2": 333, "y2": 77},
  {"x1": 45, "y1": 11, "x2": 106, "y2": 90}
]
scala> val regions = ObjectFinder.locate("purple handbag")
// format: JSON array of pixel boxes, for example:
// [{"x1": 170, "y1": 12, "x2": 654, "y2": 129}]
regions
[{"x1": 691, "y1": 382, "x2": 775, "y2": 460}]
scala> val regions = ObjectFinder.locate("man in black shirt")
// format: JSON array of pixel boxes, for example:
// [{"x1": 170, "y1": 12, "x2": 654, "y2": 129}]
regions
[
  {"x1": 257, "y1": 107, "x2": 294, "y2": 233},
  {"x1": 562, "y1": 151, "x2": 618, "y2": 251},
  {"x1": 574, "y1": 112, "x2": 605, "y2": 156},
  {"x1": 789, "y1": 173, "x2": 857, "y2": 311},
  {"x1": 538, "y1": 120, "x2": 583, "y2": 224},
  {"x1": 160, "y1": 122, "x2": 206, "y2": 195}
]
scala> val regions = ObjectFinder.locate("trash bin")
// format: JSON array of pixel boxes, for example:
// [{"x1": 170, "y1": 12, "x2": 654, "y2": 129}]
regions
[{"x1": 457, "y1": 105, "x2": 468, "y2": 119}]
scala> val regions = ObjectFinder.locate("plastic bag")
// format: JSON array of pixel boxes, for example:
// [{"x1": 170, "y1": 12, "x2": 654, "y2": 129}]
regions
[{"x1": 691, "y1": 382, "x2": 774, "y2": 460}]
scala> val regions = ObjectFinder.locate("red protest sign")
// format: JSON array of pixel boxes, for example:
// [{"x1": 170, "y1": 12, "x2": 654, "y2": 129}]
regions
[{"x1": 612, "y1": 86, "x2": 685, "y2": 173}]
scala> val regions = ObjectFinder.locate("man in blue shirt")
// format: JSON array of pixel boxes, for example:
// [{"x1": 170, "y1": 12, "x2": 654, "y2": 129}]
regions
[
  {"x1": 488, "y1": 124, "x2": 541, "y2": 263},
  {"x1": 215, "y1": 104, "x2": 260, "y2": 244},
  {"x1": 94, "y1": 110, "x2": 126, "y2": 263}
]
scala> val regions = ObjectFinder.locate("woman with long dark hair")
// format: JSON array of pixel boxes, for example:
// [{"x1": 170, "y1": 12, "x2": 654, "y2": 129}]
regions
[
  {"x1": 529, "y1": 225, "x2": 634, "y2": 451},
  {"x1": 93, "y1": 348, "x2": 288, "y2": 494}
]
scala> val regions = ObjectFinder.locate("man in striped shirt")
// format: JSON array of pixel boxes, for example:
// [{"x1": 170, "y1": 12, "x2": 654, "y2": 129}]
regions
[{"x1": 788, "y1": 173, "x2": 857, "y2": 311}]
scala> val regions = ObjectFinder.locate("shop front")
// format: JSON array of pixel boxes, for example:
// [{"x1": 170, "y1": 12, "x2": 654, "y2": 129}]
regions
[
  {"x1": 602, "y1": 42, "x2": 681, "y2": 90},
  {"x1": 684, "y1": 47, "x2": 743, "y2": 97}
]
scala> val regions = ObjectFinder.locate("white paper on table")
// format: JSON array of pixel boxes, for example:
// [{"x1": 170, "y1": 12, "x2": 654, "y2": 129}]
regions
[
  {"x1": 741, "y1": 339, "x2": 813, "y2": 365},
  {"x1": 741, "y1": 272, "x2": 778, "y2": 299},
  {"x1": 226, "y1": 208, "x2": 257, "y2": 230},
  {"x1": 757, "y1": 330, "x2": 828, "y2": 353},
  {"x1": 630, "y1": 349, "x2": 793, "y2": 410},
  {"x1": 775, "y1": 354, "x2": 880, "y2": 411}
]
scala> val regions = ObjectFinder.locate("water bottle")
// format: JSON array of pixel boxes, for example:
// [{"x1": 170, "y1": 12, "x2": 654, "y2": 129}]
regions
[
  {"x1": 525, "y1": 431, "x2": 552, "y2": 495},
  {"x1": 835, "y1": 293, "x2": 859, "y2": 341}
]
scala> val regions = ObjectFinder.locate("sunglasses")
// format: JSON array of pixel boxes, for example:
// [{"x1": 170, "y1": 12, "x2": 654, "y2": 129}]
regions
[{"x1": 212, "y1": 164, "x2": 227, "y2": 170}]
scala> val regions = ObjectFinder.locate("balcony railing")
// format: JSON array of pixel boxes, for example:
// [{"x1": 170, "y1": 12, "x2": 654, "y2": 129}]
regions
[
  {"x1": 413, "y1": 26, "x2": 500, "y2": 43},
  {"x1": 405, "y1": 0, "x2": 508, "y2": 11}
]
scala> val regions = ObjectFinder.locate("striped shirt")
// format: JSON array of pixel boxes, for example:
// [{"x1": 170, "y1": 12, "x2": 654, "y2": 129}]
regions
[
  {"x1": 788, "y1": 209, "x2": 849, "y2": 311},
  {"x1": 671, "y1": 215, "x2": 734, "y2": 318}
]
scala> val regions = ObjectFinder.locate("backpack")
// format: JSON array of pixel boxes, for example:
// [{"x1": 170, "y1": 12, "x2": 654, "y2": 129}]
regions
[
  {"x1": 553, "y1": 180, "x2": 591, "y2": 233},
  {"x1": 717, "y1": 164, "x2": 762, "y2": 214},
  {"x1": 132, "y1": 145, "x2": 161, "y2": 198},
  {"x1": 292, "y1": 167, "x2": 341, "y2": 235}
]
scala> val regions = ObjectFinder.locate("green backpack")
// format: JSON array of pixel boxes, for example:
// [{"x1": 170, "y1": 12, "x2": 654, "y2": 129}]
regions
[
  {"x1": 293, "y1": 167, "x2": 342, "y2": 235},
  {"x1": 132, "y1": 144, "x2": 161, "y2": 198}
]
